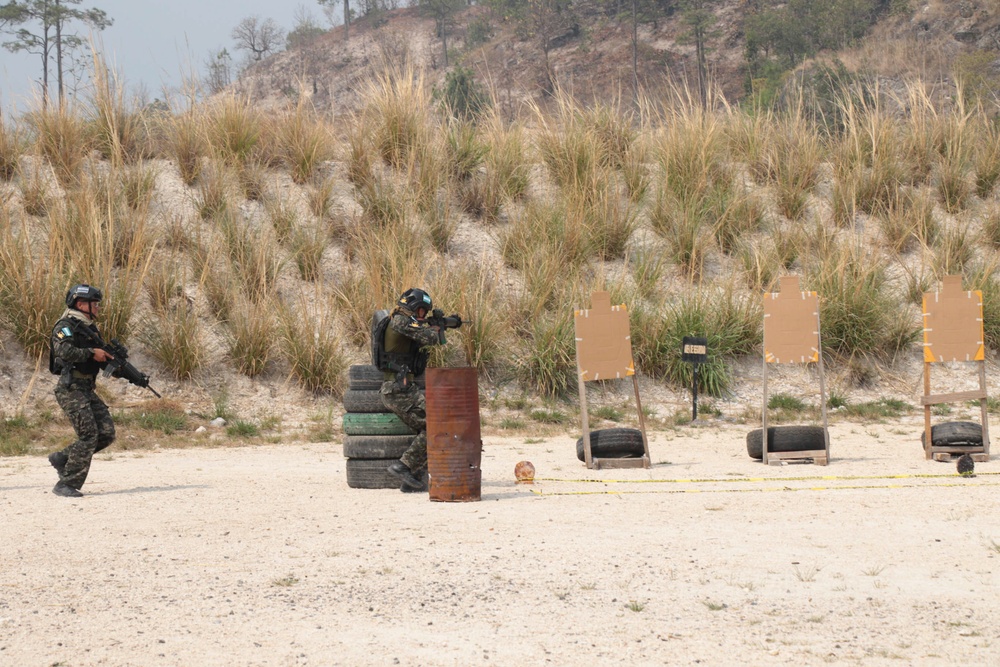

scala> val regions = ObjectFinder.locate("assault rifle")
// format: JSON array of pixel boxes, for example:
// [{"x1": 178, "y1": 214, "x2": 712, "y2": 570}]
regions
[
  {"x1": 425, "y1": 309, "x2": 463, "y2": 344},
  {"x1": 101, "y1": 339, "x2": 162, "y2": 398},
  {"x1": 71, "y1": 325, "x2": 162, "y2": 398}
]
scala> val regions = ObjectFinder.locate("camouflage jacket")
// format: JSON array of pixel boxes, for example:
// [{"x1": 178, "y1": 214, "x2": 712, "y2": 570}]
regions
[{"x1": 51, "y1": 309, "x2": 105, "y2": 377}]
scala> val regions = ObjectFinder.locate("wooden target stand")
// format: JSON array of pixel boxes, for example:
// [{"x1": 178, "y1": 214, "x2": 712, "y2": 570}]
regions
[
  {"x1": 761, "y1": 276, "x2": 830, "y2": 465},
  {"x1": 921, "y1": 275, "x2": 991, "y2": 462},
  {"x1": 574, "y1": 291, "x2": 651, "y2": 469}
]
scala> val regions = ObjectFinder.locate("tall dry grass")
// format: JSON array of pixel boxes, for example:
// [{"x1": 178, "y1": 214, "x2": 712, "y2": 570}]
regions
[
  {"x1": 280, "y1": 291, "x2": 349, "y2": 395},
  {"x1": 281, "y1": 102, "x2": 334, "y2": 184},
  {"x1": 18, "y1": 163, "x2": 50, "y2": 217},
  {"x1": 428, "y1": 262, "x2": 511, "y2": 376},
  {"x1": 217, "y1": 210, "x2": 283, "y2": 304},
  {"x1": 168, "y1": 110, "x2": 204, "y2": 186},
  {"x1": 31, "y1": 103, "x2": 92, "y2": 188},
  {"x1": 48, "y1": 175, "x2": 154, "y2": 342},
  {"x1": 0, "y1": 116, "x2": 24, "y2": 181},
  {"x1": 364, "y1": 64, "x2": 430, "y2": 170},
  {"x1": 480, "y1": 111, "x2": 529, "y2": 202},
  {"x1": 972, "y1": 117, "x2": 1000, "y2": 199},
  {"x1": 140, "y1": 301, "x2": 204, "y2": 380},
  {"x1": 226, "y1": 294, "x2": 275, "y2": 378},
  {"x1": 8, "y1": 60, "x2": 1000, "y2": 405},
  {"x1": 90, "y1": 53, "x2": 151, "y2": 166},
  {"x1": 805, "y1": 241, "x2": 919, "y2": 361},
  {"x1": 833, "y1": 92, "x2": 905, "y2": 220},
  {"x1": 207, "y1": 93, "x2": 263, "y2": 166},
  {"x1": 333, "y1": 224, "x2": 427, "y2": 347},
  {"x1": 0, "y1": 223, "x2": 66, "y2": 358}
]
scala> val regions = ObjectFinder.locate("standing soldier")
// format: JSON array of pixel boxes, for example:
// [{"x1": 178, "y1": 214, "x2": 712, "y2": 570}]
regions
[
  {"x1": 374, "y1": 288, "x2": 445, "y2": 493},
  {"x1": 47, "y1": 284, "x2": 117, "y2": 497}
]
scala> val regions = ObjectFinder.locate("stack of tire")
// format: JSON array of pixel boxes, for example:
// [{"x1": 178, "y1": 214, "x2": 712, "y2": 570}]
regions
[{"x1": 342, "y1": 364, "x2": 421, "y2": 489}]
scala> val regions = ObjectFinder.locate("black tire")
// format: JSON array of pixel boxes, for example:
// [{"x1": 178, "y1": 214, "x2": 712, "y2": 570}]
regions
[
  {"x1": 921, "y1": 421, "x2": 983, "y2": 447},
  {"x1": 349, "y1": 365, "x2": 386, "y2": 390},
  {"x1": 345, "y1": 458, "x2": 401, "y2": 489},
  {"x1": 348, "y1": 364, "x2": 425, "y2": 390},
  {"x1": 343, "y1": 412, "x2": 417, "y2": 436},
  {"x1": 746, "y1": 426, "x2": 827, "y2": 460},
  {"x1": 343, "y1": 434, "x2": 414, "y2": 459},
  {"x1": 575, "y1": 428, "x2": 646, "y2": 462},
  {"x1": 343, "y1": 389, "x2": 389, "y2": 413}
]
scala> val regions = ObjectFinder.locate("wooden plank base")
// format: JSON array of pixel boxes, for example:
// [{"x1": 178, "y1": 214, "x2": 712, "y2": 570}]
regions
[
  {"x1": 766, "y1": 449, "x2": 829, "y2": 466},
  {"x1": 931, "y1": 452, "x2": 989, "y2": 463},
  {"x1": 592, "y1": 456, "x2": 651, "y2": 470}
]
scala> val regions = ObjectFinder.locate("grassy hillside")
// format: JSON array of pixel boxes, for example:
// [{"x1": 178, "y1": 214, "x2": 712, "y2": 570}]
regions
[{"x1": 3, "y1": 42, "x2": 1000, "y2": 450}]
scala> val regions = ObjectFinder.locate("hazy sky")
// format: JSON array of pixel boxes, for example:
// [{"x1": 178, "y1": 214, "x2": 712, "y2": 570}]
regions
[{"x1": 0, "y1": 0, "x2": 335, "y2": 111}]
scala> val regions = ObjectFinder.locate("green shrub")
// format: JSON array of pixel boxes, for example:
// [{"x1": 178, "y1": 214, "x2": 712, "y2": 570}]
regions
[
  {"x1": 227, "y1": 420, "x2": 260, "y2": 438},
  {"x1": 768, "y1": 393, "x2": 807, "y2": 411},
  {"x1": 842, "y1": 398, "x2": 911, "y2": 419},
  {"x1": 805, "y1": 243, "x2": 919, "y2": 360},
  {"x1": 440, "y1": 66, "x2": 490, "y2": 121},
  {"x1": 631, "y1": 287, "x2": 761, "y2": 397},
  {"x1": 0, "y1": 414, "x2": 34, "y2": 457},
  {"x1": 517, "y1": 311, "x2": 576, "y2": 398}
]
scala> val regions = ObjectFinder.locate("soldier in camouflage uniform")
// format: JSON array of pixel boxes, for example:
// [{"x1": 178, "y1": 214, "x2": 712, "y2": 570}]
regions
[
  {"x1": 48, "y1": 284, "x2": 117, "y2": 498},
  {"x1": 378, "y1": 288, "x2": 446, "y2": 493}
]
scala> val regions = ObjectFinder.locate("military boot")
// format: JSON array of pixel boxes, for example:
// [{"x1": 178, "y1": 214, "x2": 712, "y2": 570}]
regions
[
  {"x1": 48, "y1": 451, "x2": 68, "y2": 476},
  {"x1": 52, "y1": 482, "x2": 83, "y2": 498},
  {"x1": 399, "y1": 468, "x2": 428, "y2": 493},
  {"x1": 387, "y1": 461, "x2": 426, "y2": 491}
]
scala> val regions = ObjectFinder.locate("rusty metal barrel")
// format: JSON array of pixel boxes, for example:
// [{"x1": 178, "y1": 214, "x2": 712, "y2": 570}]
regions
[{"x1": 425, "y1": 367, "x2": 482, "y2": 502}]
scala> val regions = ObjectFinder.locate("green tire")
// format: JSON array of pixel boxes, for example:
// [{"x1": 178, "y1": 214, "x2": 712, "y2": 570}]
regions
[{"x1": 342, "y1": 412, "x2": 417, "y2": 436}]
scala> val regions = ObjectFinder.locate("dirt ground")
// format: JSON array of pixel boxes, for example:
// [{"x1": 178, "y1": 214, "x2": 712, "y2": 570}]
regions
[{"x1": 1, "y1": 416, "x2": 998, "y2": 667}]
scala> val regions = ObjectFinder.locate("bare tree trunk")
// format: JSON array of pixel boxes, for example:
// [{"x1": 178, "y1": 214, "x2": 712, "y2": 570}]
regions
[
  {"x1": 55, "y1": 0, "x2": 63, "y2": 108},
  {"x1": 631, "y1": 0, "x2": 638, "y2": 103},
  {"x1": 344, "y1": 0, "x2": 350, "y2": 41},
  {"x1": 42, "y1": 23, "x2": 51, "y2": 110},
  {"x1": 695, "y1": 26, "x2": 707, "y2": 109},
  {"x1": 442, "y1": 24, "x2": 448, "y2": 67}
]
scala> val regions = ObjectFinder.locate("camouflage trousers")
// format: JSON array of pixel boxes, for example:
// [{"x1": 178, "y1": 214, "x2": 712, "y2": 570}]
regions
[
  {"x1": 54, "y1": 383, "x2": 115, "y2": 490},
  {"x1": 380, "y1": 380, "x2": 426, "y2": 474}
]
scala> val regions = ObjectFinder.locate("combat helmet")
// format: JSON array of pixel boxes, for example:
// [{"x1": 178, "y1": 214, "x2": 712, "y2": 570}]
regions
[
  {"x1": 398, "y1": 288, "x2": 432, "y2": 314},
  {"x1": 65, "y1": 284, "x2": 103, "y2": 309}
]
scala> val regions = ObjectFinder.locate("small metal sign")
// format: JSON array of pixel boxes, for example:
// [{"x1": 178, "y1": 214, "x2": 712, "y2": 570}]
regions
[
  {"x1": 682, "y1": 336, "x2": 708, "y2": 363},
  {"x1": 681, "y1": 336, "x2": 708, "y2": 421}
]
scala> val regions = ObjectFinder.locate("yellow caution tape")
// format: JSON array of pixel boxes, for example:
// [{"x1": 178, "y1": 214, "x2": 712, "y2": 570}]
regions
[
  {"x1": 528, "y1": 480, "x2": 1000, "y2": 496},
  {"x1": 534, "y1": 471, "x2": 999, "y2": 485}
]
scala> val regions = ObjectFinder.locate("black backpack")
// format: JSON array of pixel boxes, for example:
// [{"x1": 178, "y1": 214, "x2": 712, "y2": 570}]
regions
[{"x1": 370, "y1": 309, "x2": 391, "y2": 370}]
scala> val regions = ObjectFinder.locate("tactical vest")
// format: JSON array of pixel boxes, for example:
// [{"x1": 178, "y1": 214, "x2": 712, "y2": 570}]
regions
[
  {"x1": 49, "y1": 317, "x2": 103, "y2": 377},
  {"x1": 372, "y1": 311, "x2": 428, "y2": 376}
]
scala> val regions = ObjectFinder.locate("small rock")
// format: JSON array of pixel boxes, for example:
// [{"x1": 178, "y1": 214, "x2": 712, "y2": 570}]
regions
[
  {"x1": 210, "y1": 417, "x2": 227, "y2": 427},
  {"x1": 195, "y1": 426, "x2": 207, "y2": 433}
]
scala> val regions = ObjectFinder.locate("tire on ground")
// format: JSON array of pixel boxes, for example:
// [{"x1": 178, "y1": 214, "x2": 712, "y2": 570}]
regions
[
  {"x1": 343, "y1": 434, "x2": 414, "y2": 459},
  {"x1": 575, "y1": 428, "x2": 646, "y2": 462},
  {"x1": 920, "y1": 421, "x2": 983, "y2": 448},
  {"x1": 342, "y1": 412, "x2": 417, "y2": 436},
  {"x1": 343, "y1": 389, "x2": 389, "y2": 413},
  {"x1": 345, "y1": 458, "x2": 401, "y2": 489},
  {"x1": 746, "y1": 425, "x2": 827, "y2": 460},
  {"x1": 348, "y1": 364, "x2": 425, "y2": 391}
]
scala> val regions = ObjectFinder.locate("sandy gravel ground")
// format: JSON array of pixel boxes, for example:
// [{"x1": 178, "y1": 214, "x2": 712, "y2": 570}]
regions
[{"x1": 2, "y1": 417, "x2": 999, "y2": 667}]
